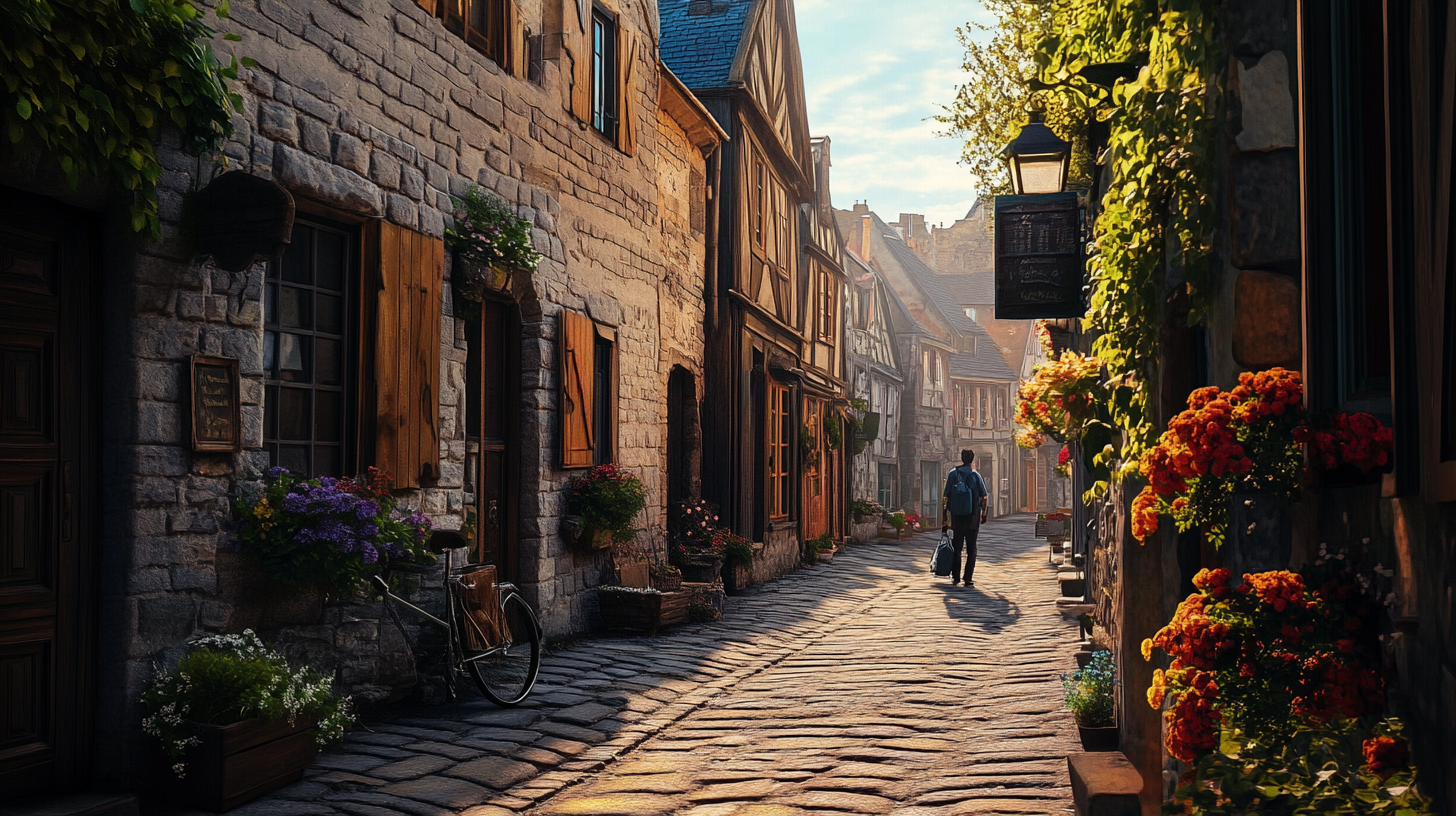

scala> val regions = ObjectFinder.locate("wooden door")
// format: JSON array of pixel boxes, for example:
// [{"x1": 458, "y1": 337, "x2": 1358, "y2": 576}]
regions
[
  {"x1": 1022, "y1": 460, "x2": 1036, "y2": 513},
  {"x1": 0, "y1": 188, "x2": 98, "y2": 796},
  {"x1": 467, "y1": 299, "x2": 518, "y2": 580},
  {"x1": 802, "y1": 400, "x2": 826, "y2": 540}
]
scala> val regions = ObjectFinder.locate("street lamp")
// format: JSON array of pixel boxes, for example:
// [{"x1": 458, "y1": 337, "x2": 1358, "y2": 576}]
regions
[{"x1": 1001, "y1": 111, "x2": 1071, "y2": 195}]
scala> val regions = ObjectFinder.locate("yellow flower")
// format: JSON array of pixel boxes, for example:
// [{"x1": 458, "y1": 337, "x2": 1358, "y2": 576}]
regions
[
  {"x1": 1141, "y1": 637, "x2": 1154, "y2": 661},
  {"x1": 1147, "y1": 668, "x2": 1167, "y2": 709}
]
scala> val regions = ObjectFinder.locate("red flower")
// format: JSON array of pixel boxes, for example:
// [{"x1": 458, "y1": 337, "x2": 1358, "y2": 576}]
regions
[{"x1": 1362, "y1": 735, "x2": 1410, "y2": 780}]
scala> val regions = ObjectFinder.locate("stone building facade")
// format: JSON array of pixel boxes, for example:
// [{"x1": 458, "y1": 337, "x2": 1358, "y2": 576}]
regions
[
  {"x1": 844, "y1": 250, "x2": 904, "y2": 520},
  {"x1": 0, "y1": 0, "x2": 725, "y2": 797}
]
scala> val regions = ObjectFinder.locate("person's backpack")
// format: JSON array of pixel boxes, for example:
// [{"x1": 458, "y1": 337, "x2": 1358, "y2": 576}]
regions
[
  {"x1": 943, "y1": 469, "x2": 978, "y2": 512},
  {"x1": 931, "y1": 532, "x2": 955, "y2": 576}
]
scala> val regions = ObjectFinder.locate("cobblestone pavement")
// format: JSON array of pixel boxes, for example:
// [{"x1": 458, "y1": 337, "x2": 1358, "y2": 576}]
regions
[{"x1": 211, "y1": 515, "x2": 1081, "y2": 815}]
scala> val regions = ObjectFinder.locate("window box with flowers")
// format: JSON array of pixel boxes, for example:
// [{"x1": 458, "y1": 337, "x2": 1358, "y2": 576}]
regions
[
  {"x1": 1143, "y1": 562, "x2": 1435, "y2": 814},
  {"x1": 1014, "y1": 352, "x2": 1104, "y2": 449},
  {"x1": 143, "y1": 631, "x2": 355, "y2": 812},
  {"x1": 1131, "y1": 369, "x2": 1394, "y2": 574},
  {"x1": 851, "y1": 498, "x2": 885, "y2": 523},
  {"x1": 231, "y1": 467, "x2": 435, "y2": 600},
  {"x1": 445, "y1": 186, "x2": 541, "y2": 313},
  {"x1": 564, "y1": 464, "x2": 647, "y2": 552}
]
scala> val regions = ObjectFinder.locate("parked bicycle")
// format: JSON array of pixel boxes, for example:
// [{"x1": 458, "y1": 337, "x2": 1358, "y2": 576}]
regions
[{"x1": 372, "y1": 545, "x2": 541, "y2": 706}]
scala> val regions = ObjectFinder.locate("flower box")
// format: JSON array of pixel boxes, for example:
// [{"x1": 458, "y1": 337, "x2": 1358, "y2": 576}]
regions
[
  {"x1": 1077, "y1": 723, "x2": 1120, "y2": 752},
  {"x1": 650, "y1": 570, "x2": 682, "y2": 593},
  {"x1": 677, "y1": 555, "x2": 724, "y2": 584},
  {"x1": 598, "y1": 588, "x2": 689, "y2": 634},
  {"x1": 159, "y1": 717, "x2": 318, "y2": 812}
]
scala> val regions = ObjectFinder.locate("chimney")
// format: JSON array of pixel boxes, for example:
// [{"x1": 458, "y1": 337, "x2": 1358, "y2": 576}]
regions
[
  {"x1": 852, "y1": 201, "x2": 869, "y2": 215},
  {"x1": 860, "y1": 215, "x2": 873, "y2": 262}
]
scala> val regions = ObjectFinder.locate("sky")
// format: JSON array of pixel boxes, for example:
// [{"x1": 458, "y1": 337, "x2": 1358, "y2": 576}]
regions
[{"x1": 795, "y1": 0, "x2": 993, "y2": 229}]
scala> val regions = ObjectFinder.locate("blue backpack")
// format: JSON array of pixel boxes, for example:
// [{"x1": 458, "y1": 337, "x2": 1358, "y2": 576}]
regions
[{"x1": 946, "y1": 466, "x2": 985, "y2": 516}]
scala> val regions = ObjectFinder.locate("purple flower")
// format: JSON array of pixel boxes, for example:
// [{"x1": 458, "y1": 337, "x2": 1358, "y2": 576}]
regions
[
  {"x1": 360, "y1": 523, "x2": 380, "y2": 538},
  {"x1": 267, "y1": 466, "x2": 289, "y2": 478},
  {"x1": 356, "y1": 500, "x2": 380, "y2": 520},
  {"x1": 360, "y1": 543, "x2": 379, "y2": 564}
]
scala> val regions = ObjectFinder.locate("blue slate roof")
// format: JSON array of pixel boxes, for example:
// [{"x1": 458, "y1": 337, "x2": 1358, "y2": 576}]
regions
[{"x1": 659, "y1": 0, "x2": 760, "y2": 90}]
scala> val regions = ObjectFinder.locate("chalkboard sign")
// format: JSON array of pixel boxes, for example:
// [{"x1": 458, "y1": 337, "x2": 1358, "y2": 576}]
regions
[
  {"x1": 994, "y1": 193, "x2": 1085, "y2": 319},
  {"x1": 190, "y1": 355, "x2": 241, "y2": 453}
]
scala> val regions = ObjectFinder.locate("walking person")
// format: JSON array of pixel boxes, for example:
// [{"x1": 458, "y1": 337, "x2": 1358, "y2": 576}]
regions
[{"x1": 940, "y1": 449, "x2": 989, "y2": 586}]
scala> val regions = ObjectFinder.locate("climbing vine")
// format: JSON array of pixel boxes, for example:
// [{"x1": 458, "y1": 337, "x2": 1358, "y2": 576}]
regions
[
  {"x1": 1032, "y1": 0, "x2": 1223, "y2": 487},
  {"x1": 1, "y1": 0, "x2": 246, "y2": 233}
]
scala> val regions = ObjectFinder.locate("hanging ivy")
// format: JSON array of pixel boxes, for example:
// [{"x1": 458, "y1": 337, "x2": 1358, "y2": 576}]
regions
[
  {"x1": 1, "y1": 0, "x2": 246, "y2": 233},
  {"x1": 1032, "y1": 0, "x2": 1222, "y2": 489}
]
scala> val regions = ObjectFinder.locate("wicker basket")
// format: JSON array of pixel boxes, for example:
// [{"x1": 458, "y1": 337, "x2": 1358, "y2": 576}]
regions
[
  {"x1": 650, "y1": 571, "x2": 683, "y2": 593},
  {"x1": 456, "y1": 565, "x2": 502, "y2": 650}
]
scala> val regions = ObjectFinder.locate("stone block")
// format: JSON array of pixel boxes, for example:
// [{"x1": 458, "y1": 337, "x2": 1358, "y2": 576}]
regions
[
  {"x1": 137, "y1": 402, "x2": 180, "y2": 445},
  {"x1": 334, "y1": 133, "x2": 371, "y2": 176},
  {"x1": 370, "y1": 152, "x2": 402, "y2": 190},
  {"x1": 137, "y1": 596, "x2": 197, "y2": 646},
  {"x1": 1232, "y1": 270, "x2": 1302, "y2": 368},
  {"x1": 258, "y1": 103, "x2": 299, "y2": 146},
  {"x1": 1067, "y1": 752, "x2": 1142, "y2": 816},
  {"x1": 386, "y1": 193, "x2": 417, "y2": 226},
  {"x1": 273, "y1": 144, "x2": 383, "y2": 216},
  {"x1": 133, "y1": 445, "x2": 190, "y2": 477},
  {"x1": 300, "y1": 118, "x2": 332, "y2": 159},
  {"x1": 1231, "y1": 151, "x2": 1300, "y2": 268},
  {"x1": 1235, "y1": 51, "x2": 1295, "y2": 153},
  {"x1": 401, "y1": 164, "x2": 426, "y2": 200}
]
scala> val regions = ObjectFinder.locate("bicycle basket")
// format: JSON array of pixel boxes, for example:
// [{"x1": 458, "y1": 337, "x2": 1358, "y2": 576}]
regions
[{"x1": 454, "y1": 565, "x2": 503, "y2": 651}]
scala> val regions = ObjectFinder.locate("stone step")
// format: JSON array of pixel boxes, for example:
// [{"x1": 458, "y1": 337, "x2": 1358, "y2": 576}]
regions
[
  {"x1": 1067, "y1": 752, "x2": 1142, "y2": 816},
  {"x1": 0, "y1": 793, "x2": 139, "y2": 816}
]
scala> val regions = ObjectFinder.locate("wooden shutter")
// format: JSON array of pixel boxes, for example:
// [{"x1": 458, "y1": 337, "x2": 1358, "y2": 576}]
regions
[
  {"x1": 560, "y1": 309, "x2": 596, "y2": 468},
  {"x1": 568, "y1": 1, "x2": 592, "y2": 121},
  {"x1": 507, "y1": 1, "x2": 527, "y2": 78},
  {"x1": 371, "y1": 221, "x2": 442, "y2": 489},
  {"x1": 616, "y1": 26, "x2": 637, "y2": 155},
  {"x1": 415, "y1": 0, "x2": 439, "y2": 14}
]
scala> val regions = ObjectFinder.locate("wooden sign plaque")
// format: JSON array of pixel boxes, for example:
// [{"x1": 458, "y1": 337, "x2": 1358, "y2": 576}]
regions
[
  {"x1": 994, "y1": 192, "x2": 1085, "y2": 319},
  {"x1": 190, "y1": 355, "x2": 242, "y2": 453}
]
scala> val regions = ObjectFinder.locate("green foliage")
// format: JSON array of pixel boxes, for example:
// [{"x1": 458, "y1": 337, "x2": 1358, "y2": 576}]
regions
[
  {"x1": 141, "y1": 630, "x2": 354, "y2": 778},
  {"x1": 1167, "y1": 719, "x2": 1435, "y2": 815},
  {"x1": 566, "y1": 464, "x2": 647, "y2": 543},
  {"x1": 851, "y1": 498, "x2": 885, "y2": 519},
  {"x1": 446, "y1": 186, "x2": 541, "y2": 274},
  {"x1": 1032, "y1": 0, "x2": 1223, "y2": 469},
  {"x1": 0, "y1": 0, "x2": 244, "y2": 233},
  {"x1": 720, "y1": 531, "x2": 754, "y2": 570},
  {"x1": 935, "y1": 0, "x2": 1094, "y2": 199},
  {"x1": 1062, "y1": 649, "x2": 1116, "y2": 727},
  {"x1": 824, "y1": 414, "x2": 842, "y2": 450},
  {"x1": 231, "y1": 468, "x2": 436, "y2": 595}
]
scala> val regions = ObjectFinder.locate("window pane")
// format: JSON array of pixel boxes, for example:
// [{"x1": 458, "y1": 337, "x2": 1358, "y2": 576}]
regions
[
  {"x1": 283, "y1": 227, "x2": 312, "y2": 284},
  {"x1": 316, "y1": 230, "x2": 346, "y2": 291},
  {"x1": 277, "y1": 444, "x2": 309, "y2": 475},
  {"x1": 315, "y1": 338, "x2": 342, "y2": 386},
  {"x1": 265, "y1": 283, "x2": 277, "y2": 323},
  {"x1": 315, "y1": 390, "x2": 341, "y2": 442},
  {"x1": 317, "y1": 293, "x2": 343, "y2": 335},
  {"x1": 314, "y1": 445, "x2": 341, "y2": 478},
  {"x1": 280, "y1": 286, "x2": 311, "y2": 329},
  {"x1": 264, "y1": 385, "x2": 278, "y2": 439},
  {"x1": 277, "y1": 334, "x2": 312, "y2": 382},
  {"x1": 278, "y1": 388, "x2": 312, "y2": 440},
  {"x1": 263, "y1": 331, "x2": 277, "y2": 375},
  {"x1": 468, "y1": 0, "x2": 486, "y2": 34},
  {"x1": 592, "y1": 17, "x2": 605, "y2": 131}
]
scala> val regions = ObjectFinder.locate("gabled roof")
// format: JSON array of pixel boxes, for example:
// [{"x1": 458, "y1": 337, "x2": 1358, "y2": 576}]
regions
[
  {"x1": 659, "y1": 0, "x2": 760, "y2": 90},
  {"x1": 868, "y1": 213, "x2": 1017, "y2": 382}
]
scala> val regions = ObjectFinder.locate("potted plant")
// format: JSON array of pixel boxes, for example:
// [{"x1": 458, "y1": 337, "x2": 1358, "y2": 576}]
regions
[
  {"x1": 1062, "y1": 649, "x2": 1117, "y2": 751},
  {"x1": 670, "y1": 498, "x2": 727, "y2": 582},
  {"x1": 232, "y1": 467, "x2": 435, "y2": 598},
  {"x1": 565, "y1": 464, "x2": 647, "y2": 551},
  {"x1": 718, "y1": 529, "x2": 755, "y2": 592},
  {"x1": 597, "y1": 585, "x2": 688, "y2": 634},
  {"x1": 1298, "y1": 410, "x2": 1395, "y2": 488},
  {"x1": 445, "y1": 185, "x2": 541, "y2": 313},
  {"x1": 851, "y1": 498, "x2": 884, "y2": 524},
  {"x1": 885, "y1": 510, "x2": 908, "y2": 537},
  {"x1": 803, "y1": 532, "x2": 835, "y2": 565},
  {"x1": 649, "y1": 563, "x2": 682, "y2": 593},
  {"x1": 143, "y1": 630, "x2": 354, "y2": 811}
]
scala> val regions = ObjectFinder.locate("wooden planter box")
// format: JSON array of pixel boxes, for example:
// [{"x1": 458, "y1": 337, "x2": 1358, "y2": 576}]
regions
[
  {"x1": 677, "y1": 556, "x2": 724, "y2": 584},
  {"x1": 598, "y1": 589, "x2": 689, "y2": 634},
  {"x1": 159, "y1": 717, "x2": 318, "y2": 812}
]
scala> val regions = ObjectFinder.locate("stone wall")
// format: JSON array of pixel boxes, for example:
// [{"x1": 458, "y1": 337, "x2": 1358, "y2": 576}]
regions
[{"x1": 65, "y1": 0, "x2": 715, "y2": 788}]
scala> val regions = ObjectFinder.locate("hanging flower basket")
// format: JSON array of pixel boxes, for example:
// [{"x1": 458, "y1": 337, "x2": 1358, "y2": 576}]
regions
[{"x1": 454, "y1": 258, "x2": 513, "y2": 299}]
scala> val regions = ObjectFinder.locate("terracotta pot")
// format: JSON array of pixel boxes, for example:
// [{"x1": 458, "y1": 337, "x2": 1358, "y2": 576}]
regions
[
  {"x1": 1077, "y1": 723, "x2": 1119, "y2": 752},
  {"x1": 157, "y1": 717, "x2": 318, "y2": 812}
]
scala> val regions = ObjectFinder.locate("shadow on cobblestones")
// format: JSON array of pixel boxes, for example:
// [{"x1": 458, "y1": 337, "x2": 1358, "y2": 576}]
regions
[{"x1": 161, "y1": 515, "x2": 1079, "y2": 816}]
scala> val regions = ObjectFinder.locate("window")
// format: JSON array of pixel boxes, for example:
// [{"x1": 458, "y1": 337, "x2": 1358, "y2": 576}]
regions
[
  {"x1": 753, "y1": 160, "x2": 766, "y2": 248},
  {"x1": 265, "y1": 220, "x2": 354, "y2": 477},
  {"x1": 767, "y1": 380, "x2": 791, "y2": 519},
  {"x1": 978, "y1": 387, "x2": 989, "y2": 427},
  {"x1": 997, "y1": 389, "x2": 1007, "y2": 424},
  {"x1": 591, "y1": 7, "x2": 617, "y2": 137},
  {"x1": 559, "y1": 310, "x2": 616, "y2": 468},
  {"x1": 818, "y1": 267, "x2": 837, "y2": 341},
  {"x1": 418, "y1": 0, "x2": 512, "y2": 69},
  {"x1": 877, "y1": 463, "x2": 896, "y2": 509}
]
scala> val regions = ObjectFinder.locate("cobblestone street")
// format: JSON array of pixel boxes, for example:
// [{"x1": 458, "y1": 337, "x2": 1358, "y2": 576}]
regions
[{"x1": 215, "y1": 515, "x2": 1080, "y2": 815}]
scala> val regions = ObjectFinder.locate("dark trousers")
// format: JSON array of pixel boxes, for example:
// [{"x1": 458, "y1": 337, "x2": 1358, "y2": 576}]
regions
[{"x1": 950, "y1": 517, "x2": 980, "y2": 583}]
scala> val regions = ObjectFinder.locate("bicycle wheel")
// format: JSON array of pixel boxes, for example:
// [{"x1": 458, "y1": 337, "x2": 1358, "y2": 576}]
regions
[{"x1": 466, "y1": 591, "x2": 541, "y2": 706}]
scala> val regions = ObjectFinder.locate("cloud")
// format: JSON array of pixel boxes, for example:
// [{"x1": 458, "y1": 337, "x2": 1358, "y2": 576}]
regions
[{"x1": 798, "y1": 0, "x2": 997, "y2": 226}]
